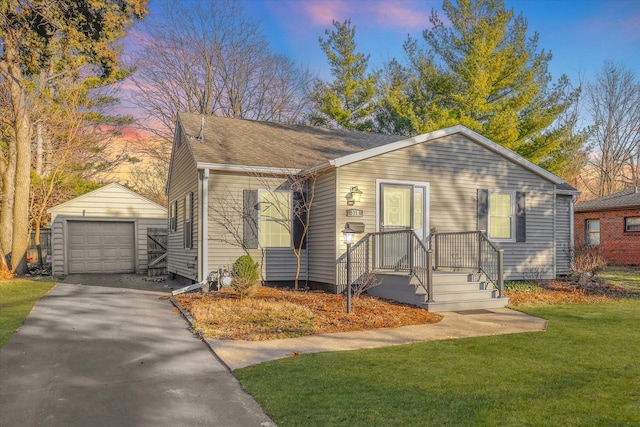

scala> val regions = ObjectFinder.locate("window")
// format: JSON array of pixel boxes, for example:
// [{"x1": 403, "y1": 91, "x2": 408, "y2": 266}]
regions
[
  {"x1": 489, "y1": 191, "x2": 515, "y2": 240},
  {"x1": 625, "y1": 217, "x2": 640, "y2": 232},
  {"x1": 259, "y1": 190, "x2": 291, "y2": 248},
  {"x1": 184, "y1": 192, "x2": 193, "y2": 249},
  {"x1": 586, "y1": 219, "x2": 600, "y2": 245},
  {"x1": 170, "y1": 200, "x2": 178, "y2": 232}
]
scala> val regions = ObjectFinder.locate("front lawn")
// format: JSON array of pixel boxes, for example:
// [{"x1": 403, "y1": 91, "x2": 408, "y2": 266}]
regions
[
  {"x1": 595, "y1": 266, "x2": 640, "y2": 293},
  {"x1": 0, "y1": 279, "x2": 56, "y2": 348},
  {"x1": 236, "y1": 300, "x2": 640, "y2": 426}
]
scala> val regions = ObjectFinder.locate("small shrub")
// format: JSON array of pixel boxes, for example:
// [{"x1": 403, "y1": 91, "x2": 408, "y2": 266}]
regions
[
  {"x1": 353, "y1": 271, "x2": 382, "y2": 298},
  {"x1": 570, "y1": 245, "x2": 607, "y2": 287},
  {"x1": 505, "y1": 281, "x2": 543, "y2": 293},
  {"x1": 231, "y1": 255, "x2": 260, "y2": 301}
]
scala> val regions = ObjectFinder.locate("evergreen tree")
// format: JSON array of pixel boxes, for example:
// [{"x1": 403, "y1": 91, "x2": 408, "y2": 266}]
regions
[
  {"x1": 379, "y1": 0, "x2": 584, "y2": 173},
  {"x1": 310, "y1": 19, "x2": 378, "y2": 131}
]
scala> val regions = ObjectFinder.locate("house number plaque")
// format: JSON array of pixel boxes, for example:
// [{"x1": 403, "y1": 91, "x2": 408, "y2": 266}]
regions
[{"x1": 346, "y1": 209, "x2": 363, "y2": 217}]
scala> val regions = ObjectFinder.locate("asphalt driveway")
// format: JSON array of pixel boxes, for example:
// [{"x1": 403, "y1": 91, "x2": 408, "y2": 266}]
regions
[{"x1": 0, "y1": 282, "x2": 274, "y2": 427}]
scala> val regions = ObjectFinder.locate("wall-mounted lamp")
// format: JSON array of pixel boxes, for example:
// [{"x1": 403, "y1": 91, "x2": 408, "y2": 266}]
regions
[{"x1": 346, "y1": 186, "x2": 363, "y2": 206}]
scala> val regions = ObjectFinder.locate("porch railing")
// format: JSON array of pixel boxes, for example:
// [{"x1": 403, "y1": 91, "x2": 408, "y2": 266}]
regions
[
  {"x1": 430, "y1": 230, "x2": 504, "y2": 297},
  {"x1": 336, "y1": 230, "x2": 434, "y2": 302}
]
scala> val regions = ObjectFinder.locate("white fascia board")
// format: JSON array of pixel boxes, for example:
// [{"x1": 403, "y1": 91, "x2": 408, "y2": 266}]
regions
[
  {"x1": 299, "y1": 161, "x2": 334, "y2": 176},
  {"x1": 197, "y1": 162, "x2": 301, "y2": 175},
  {"x1": 332, "y1": 124, "x2": 564, "y2": 185}
]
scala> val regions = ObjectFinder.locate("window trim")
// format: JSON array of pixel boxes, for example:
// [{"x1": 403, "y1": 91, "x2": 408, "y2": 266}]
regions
[
  {"x1": 257, "y1": 189, "x2": 292, "y2": 249},
  {"x1": 585, "y1": 218, "x2": 601, "y2": 245},
  {"x1": 183, "y1": 192, "x2": 193, "y2": 249},
  {"x1": 625, "y1": 216, "x2": 640, "y2": 233},
  {"x1": 488, "y1": 190, "x2": 516, "y2": 242}
]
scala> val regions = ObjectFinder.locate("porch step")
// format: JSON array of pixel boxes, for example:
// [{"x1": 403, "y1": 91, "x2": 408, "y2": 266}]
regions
[
  {"x1": 368, "y1": 270, "x2": 507, "y2": 312},
  {"x1": 423, "y1": 297, "x2": 509, "y2": 312}
]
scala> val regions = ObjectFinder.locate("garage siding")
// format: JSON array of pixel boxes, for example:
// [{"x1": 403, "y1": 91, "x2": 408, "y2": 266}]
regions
[{"x1": 47, "y1": 183, "x2": 168, "y2": 276}]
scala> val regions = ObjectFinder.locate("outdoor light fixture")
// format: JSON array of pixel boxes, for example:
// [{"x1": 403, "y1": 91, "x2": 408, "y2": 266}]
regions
[
  {"x1": 342, "y1": 223, "x2": 356, "y2": 245},
  {"x1": 342, "y1": 223, "x2": 356, "y2": 313},
  {"x1": 346, "y1": 186, "x2": 363, "y2": 206}
]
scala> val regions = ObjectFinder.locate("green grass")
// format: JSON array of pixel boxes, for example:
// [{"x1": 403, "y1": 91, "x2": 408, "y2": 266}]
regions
[
  {"x1": 596, "y1": 267, "x2": 640, "y2": 293},
  {"x1": 0, "y1": 279, "x2": 56, "y2": 348},
  {"x1": 236, "y1": 300, "x2": 640, "y2": 426}
]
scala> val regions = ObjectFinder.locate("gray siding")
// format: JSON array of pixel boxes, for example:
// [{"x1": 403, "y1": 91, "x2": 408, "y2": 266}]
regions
[
  {"x1": 50, "y1": 216, "x2": 166, "y2": 276},
  {"x1": 336, "y1": 134, "x2": 558, "y2": 281},
  {"x1": 555, "y1": 194, "x2": 573, "y2": 276},
  {"x1": 206, "y1": 172, "x2": 307, "y2": 281},
  {"x1": 307, "y1": 170, "x2": 337, "y2": 284},
  {"x1": 167, "y1": 133, "x2": 199, "y2": 281}
]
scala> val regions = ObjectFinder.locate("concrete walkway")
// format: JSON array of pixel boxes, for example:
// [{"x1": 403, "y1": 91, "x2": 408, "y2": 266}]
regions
[
  {"x1": 0, "y1": 283, "x2": 275, "y2": 427},
  {"x1": 202, "y1": 308, "x2": 548, "y2": 370}
]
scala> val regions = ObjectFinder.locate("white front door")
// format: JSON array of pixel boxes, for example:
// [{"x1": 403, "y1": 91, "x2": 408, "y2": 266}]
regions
[{"x1": 379, "y1": 182, "x2": 428, "y2": 241}]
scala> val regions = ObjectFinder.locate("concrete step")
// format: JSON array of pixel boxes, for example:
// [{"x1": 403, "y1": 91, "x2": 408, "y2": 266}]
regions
[
  {"x1": 431, "y1": 289, "x2": 497, "y2": 302},
  {"x1": 423, "y1": 297, "x2": 509, "y2": 312},
  {"x1": 431, "y1": 272, "x2": 476, "y2": 285}
]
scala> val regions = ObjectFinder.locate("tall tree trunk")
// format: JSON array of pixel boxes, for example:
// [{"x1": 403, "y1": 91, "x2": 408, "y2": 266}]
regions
[
  {"x1": 0, "y1": 140, "x2": 16, "y2": 262},
  {"x1": 6, "y1": 43, "x2": 32, "y2": 274}
]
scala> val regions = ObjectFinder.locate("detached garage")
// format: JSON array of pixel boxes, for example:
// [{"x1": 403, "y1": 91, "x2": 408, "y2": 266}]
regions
[{"x1": 48, "y1": 183, "x2": 167, "y2": 276}]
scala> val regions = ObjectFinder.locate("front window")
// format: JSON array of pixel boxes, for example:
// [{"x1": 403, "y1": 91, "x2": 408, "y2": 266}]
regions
[
  {"x1": 259, "y1": 190, "x2": 291, "y2": 248},
  {"x1": 586, "y1": 219, "x2": 600, "y2": 245},
  {"x1": 489, "y1": 192, "x2": 514, "y2": 240},
  {"x1": 625, "y1": 217, "x2": 640, "y2": 232}
]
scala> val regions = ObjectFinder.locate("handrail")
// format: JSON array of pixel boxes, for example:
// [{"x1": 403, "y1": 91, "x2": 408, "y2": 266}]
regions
[
  {"x1": 336, "y1": 229, "x2": 433, "y2": 301},
  {"x1": 336, "y1": 229, "x2": 504, "y2": 302},
  {"x1": 430, "y1": 230, "x2": 504, "y2": 297}
]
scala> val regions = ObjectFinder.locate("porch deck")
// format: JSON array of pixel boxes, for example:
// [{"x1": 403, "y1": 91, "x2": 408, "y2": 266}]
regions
[
  {"x1": 367, "y1": 270, "x2": 509, "y2": 312},
  {"x1": 338, "y1": 230, "x2": 508, "y2": 312}
]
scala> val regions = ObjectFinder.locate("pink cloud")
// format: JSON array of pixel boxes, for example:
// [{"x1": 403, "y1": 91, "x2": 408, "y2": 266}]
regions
[
  {"x1": 371, "y1": 1, "x2": 432, "y2": 30},
  {"x1": 302, "y1": 0, "x2": 354, "y2": 26}
]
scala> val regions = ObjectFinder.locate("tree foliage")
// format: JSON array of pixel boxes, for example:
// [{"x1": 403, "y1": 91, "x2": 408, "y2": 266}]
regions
[
  {"x1": 377, "y1": 0, "x2": 584, "y2": 174},
  {"x1": 310, "y1": 19, "x2": 378, "y2": 131},
  {"x1": 0, "y1": 0, "x2": 147, "y2": 273}
]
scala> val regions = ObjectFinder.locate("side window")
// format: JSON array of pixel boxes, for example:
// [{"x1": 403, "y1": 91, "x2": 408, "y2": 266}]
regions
[
  {"x1": 625, "y1": 217, "x2": 640, "y2": 232},
  {"x1": 586, "y1": 219, "x2": 600, "y2": 245},
  {"x1": 184, "y1": 192, "x2": 194, "y2": 249},
  {"x1": 170, "y1": 200, "x2": 178, "y2": 232}
]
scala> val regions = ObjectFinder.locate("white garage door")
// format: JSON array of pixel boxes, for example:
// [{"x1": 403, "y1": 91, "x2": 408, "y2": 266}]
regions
[{"x1": 68, "y1": 221, "x2": 135, "y2": 274}]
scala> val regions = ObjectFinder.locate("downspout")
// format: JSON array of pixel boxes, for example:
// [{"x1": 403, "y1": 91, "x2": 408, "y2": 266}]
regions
[
  {"x1": 570, "y1": 194, "x2": 576, "y2": 254},
  {"x1": 553, "y1": 191, "x2": 557, "y2": 278},
  {"x1": 199, "y1": 169, "x2": 210, "y2": 282}
]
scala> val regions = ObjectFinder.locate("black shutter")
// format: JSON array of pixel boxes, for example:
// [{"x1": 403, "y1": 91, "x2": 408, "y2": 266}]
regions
[
  {"x1": 477, "y1": 189, "x2": 488, "y2": 232},
  {"x1": 516, "y1": 191, "x2": 526, "y2": 242},
  {"x1": 292, "y1": 191, "x2": 307, "y2": 249},
  {"x1": 243, "y1": 190, "x2": 259, "y2": 249}
]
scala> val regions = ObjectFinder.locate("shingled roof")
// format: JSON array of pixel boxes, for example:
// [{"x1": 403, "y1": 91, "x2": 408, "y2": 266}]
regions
[
  {"x1": 178, "y1": 112, "x2": 405, "y2": 170},
  {"x1": 575, "y1": 187, "x2": 640, "y2": 212}
]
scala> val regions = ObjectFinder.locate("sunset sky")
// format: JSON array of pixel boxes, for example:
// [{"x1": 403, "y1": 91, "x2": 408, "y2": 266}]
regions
[
  {"x1": 240, "y1": 0, "x2": 639, "y2": 82},
  {"x1": 119, "y1": 0, "x2": 640, "y2": 120}
]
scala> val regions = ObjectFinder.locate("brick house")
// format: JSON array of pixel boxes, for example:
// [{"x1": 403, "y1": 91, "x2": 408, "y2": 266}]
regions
[{"x1": 574, "y1": 187, "x2": 640, "y2": 266}]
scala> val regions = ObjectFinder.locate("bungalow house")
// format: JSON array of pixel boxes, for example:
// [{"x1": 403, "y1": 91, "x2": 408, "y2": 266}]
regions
[
  {"x1": 167, "y1": 112, "x2": 578, "y2": 311},
  {"x1": 574, "y1": 187, "x2": 640, "y2": 266}
]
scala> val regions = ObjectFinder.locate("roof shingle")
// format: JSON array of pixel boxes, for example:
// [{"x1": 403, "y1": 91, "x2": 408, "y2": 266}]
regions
[
  {"x1": 575, "y1": 187, "x2": 640, "y2": 212},
  {"x1": 178, "y1": 112, "x2": 405, "y2": 170}
]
